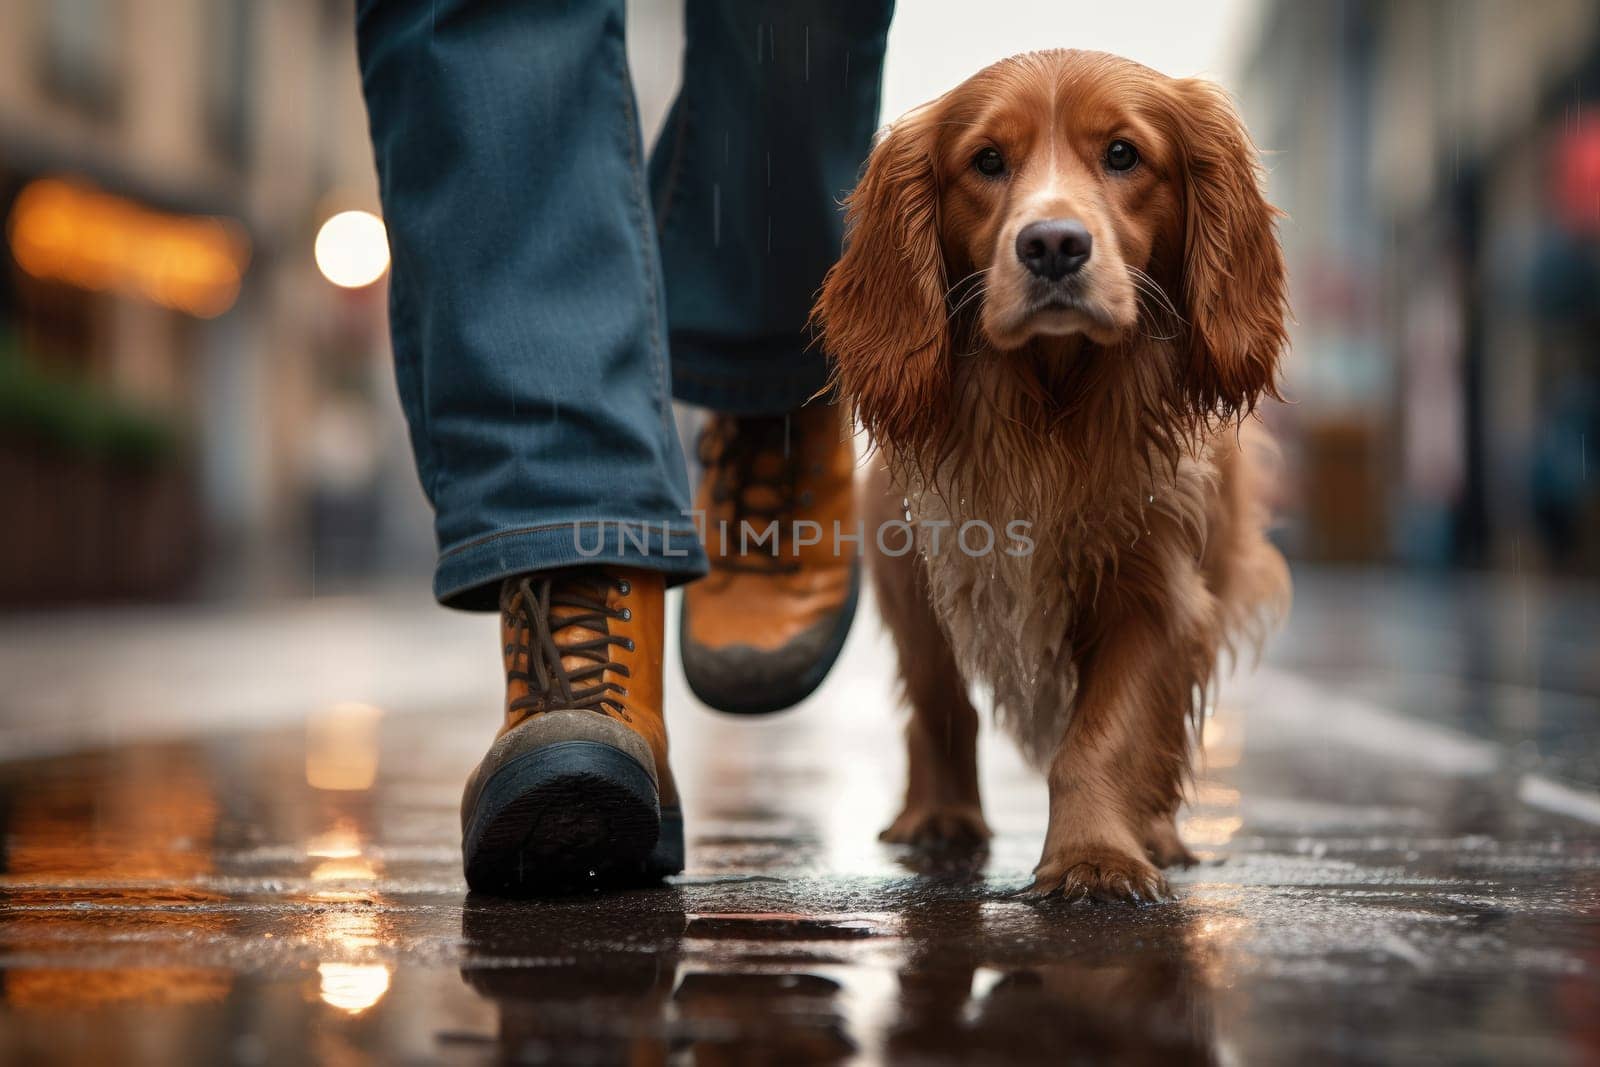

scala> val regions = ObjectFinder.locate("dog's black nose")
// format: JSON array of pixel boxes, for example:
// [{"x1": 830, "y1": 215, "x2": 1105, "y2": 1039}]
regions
[{"x1": 1016, "y1": 219, "x2": 1092, "y2": 280}]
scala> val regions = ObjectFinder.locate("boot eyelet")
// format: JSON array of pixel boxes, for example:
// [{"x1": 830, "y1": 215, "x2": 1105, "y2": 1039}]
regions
[
  {"x1": 619, "y1": 607, "x2": 631, "y2": 621},
  {"x1": 617, "y1": 579, "x2": 631, "y2": 595},
  {"x1": 624, "y1": 638, "x2": 636, "y2": 651}
]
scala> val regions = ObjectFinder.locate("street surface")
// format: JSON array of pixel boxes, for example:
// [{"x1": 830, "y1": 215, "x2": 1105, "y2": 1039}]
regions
[{"x1": 0, "y1": 567, "x2": 1597, "y2": 1064}]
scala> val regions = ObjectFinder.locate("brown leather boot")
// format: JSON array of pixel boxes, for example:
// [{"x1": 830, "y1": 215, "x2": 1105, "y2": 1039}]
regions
[
  {"x1": 681, "y1": 402, "x2": 860, "y2": 714},
  {"x1": 461, "y1": 566, "x2": 682, "y2": 895}
]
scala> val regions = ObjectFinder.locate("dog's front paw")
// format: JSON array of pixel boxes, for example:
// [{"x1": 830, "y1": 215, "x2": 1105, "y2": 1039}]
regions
[
  {"x1": 1020, "y1": 845, "x2": 1171, "y2": 904},
  {"x1": 880, "y1": 804, "x2": 992, "y2": 849}
]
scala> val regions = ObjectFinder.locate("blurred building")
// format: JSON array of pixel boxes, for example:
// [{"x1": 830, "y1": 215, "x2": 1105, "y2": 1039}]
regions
[
  {"x1": 0, "y1": 0, "x2": 695, "y2": 609},
  {"x1": 0, "y1": 0, "x2": 420, "y2": 604},
  {"x1": 1243, "y1": 0, "x2": 1600, "y2": 573}
]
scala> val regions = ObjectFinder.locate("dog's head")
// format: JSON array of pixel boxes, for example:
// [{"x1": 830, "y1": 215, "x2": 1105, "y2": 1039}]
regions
[{"x1": 815, "y1": 50, "x2": 1287, "y2": 454}]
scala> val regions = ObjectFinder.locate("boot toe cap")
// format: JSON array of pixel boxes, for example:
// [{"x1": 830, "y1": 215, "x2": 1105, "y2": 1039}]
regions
[{"x1": 680, "y1": 566, "x2": 859, "y2": 715}]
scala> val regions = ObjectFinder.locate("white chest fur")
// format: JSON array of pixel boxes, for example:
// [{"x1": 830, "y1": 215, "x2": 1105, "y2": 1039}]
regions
[{"x1": 903, "y1": 451, "x2": 1216, "y2": 767}]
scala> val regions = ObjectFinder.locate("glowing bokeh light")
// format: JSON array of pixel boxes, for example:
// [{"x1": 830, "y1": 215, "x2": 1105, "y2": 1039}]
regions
[
  {"x1": 317, "y1": 963, "x2": 390, "y2": 1014},
  {"x1": 305, "y1": 701, "x2": 383, "y2": 791},
  {"x1": 314, "y1": 210, "x2": 389, "y2": 288},
  {"x1": 6, "y1": 178, "x2": 249, "y2": 317}
]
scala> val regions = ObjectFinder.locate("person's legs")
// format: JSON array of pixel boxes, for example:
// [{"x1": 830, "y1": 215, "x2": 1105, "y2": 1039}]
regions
[
  {"x1": 358, "y1": 0, "x2": 706, "y2": 611},
  {"x1": 652, "y1": 1, "x2": 895, "y2": 713},
  {"x1": 650, "y1": 0, "x2": 895, "y2": 413},
  {"x1": 356, "y1": 0, "x2": 698, "y2": 893}
]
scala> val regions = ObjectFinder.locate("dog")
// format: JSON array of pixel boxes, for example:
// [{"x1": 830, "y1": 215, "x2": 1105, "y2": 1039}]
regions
[{"x1": 813, "y1": 50, "x2": 1290, "y2": 903}]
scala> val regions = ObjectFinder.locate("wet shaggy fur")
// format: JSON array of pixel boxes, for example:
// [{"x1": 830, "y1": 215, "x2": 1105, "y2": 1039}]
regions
[{"x1": 814, "y1": 50, "x2": 1291, "y2": 902}]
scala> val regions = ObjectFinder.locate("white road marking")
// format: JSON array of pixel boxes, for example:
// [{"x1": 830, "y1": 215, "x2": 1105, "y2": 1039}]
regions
[
  {"x1": 1518, "y1": 775, "x2": 1600, "y2": 826},
  {"x1": 1246, "y1": 667, "x2": 1600, "y2": 826},
  {"x1": 1246, "y1": 668, "x2": 1501, "y2": 777}
]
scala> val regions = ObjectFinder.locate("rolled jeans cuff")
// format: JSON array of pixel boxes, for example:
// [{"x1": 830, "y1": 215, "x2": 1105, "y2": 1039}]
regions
[{"x1": 434, "y1": 519, "x2": 710, "y2": 610}]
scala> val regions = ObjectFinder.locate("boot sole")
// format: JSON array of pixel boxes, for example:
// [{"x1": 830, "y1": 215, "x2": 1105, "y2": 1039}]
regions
[{"x1": 463, "y1": 740, "x2": 683, "y2": 896}]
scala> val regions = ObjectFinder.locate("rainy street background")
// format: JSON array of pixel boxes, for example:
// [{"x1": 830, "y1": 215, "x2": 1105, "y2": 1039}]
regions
[{"x1": 2, "y1": 1, "x2": 1599, "y2": 1065}]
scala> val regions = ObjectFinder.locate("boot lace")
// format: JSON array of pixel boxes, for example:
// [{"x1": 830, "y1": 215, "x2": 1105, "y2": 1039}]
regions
[
  {"x1": 697, "y1": 415, "x2": 812, "y2": 575},
  {"x1": 503, "y1": 572, "x2": 634, "y2": 720}
]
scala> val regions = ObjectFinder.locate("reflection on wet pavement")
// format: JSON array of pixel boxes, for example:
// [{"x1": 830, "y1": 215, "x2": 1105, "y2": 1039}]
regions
[{"x1": 1, "y1": 570, "x2": 1598, "y2": 1064}]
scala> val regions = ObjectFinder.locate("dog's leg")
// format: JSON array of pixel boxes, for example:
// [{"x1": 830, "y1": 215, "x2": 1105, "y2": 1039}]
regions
[
  {"x1": 1144, "y1": 808, "x2": 1198, "y2": 869},
  {"x1": 865, "y1": 464, "x2": 990, "y2": 848},
  {"x1": 1025, "y1": 534, "x2": 1214, "y2": 902}
]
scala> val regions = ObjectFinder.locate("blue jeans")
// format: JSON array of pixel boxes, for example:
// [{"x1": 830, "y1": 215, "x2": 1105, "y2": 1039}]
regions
[{"x1": 356, "y1": 0, "x2": 893, "y2": 609}]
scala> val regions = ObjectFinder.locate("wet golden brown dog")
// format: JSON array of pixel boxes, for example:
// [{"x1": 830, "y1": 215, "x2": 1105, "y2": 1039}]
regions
[{"x1": 814, "y1": 50, "x2": 1290, "y2": 903}]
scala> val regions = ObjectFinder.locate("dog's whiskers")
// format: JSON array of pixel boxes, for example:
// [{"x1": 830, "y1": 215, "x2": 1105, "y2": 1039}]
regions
[
  {"x1": 943, "y1": 268, "x2": 989, "y2": 301},
  {"x1": 947, "y1": 284, "x2": 989, "y2": 322},
  {"x1": 945, "y1": 269, "x2": 990, "y2": 322},
  {"x1": 1127, "y1": 266, "x2": 1185, "y2": 322},
  {"x1": 1128, "y1": 266, "x2": 1184, "y2": 342}
]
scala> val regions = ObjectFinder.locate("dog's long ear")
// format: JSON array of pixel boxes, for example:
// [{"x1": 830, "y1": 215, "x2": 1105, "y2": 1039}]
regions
[
  {"x1": 813, "y1": 108, "x2": 947, "y2": 453},
  {"x1": 1167, "y1": 79, "x2": 1287, "y2": 420}
]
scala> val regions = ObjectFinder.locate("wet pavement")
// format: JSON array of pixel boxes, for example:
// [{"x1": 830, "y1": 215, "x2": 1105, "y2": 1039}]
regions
[{"x1": 1, "y1": 567, "x2": 1599, "y2": 1065}]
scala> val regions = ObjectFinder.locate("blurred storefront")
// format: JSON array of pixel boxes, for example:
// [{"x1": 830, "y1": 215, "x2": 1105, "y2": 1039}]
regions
[
  {"x1": 1243, "y1": 0, "x2": 1600, "y2": 574},
  {"x1": 0, "y1": 0, "x2": 426, "y2": 606}
]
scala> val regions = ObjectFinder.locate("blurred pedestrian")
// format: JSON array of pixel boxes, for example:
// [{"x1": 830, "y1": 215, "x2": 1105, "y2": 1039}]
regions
[{"x1": 356, "y1": 0, "x2": 891, "y2": 894}]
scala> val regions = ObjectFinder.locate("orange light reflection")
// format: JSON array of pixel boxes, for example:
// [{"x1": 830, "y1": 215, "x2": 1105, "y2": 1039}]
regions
[{"x1": 6, "y1": 178, "x2": 250, "y2": 318}]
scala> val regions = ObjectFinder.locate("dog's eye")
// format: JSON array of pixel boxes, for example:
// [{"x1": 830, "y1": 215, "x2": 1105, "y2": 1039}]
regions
[
  {"x1": 973, "y1": 147, "x2": 1007, "y2": 177},
  {"x1": 1105, "y1": 139, "x2": 1139, "y2": 172}
]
